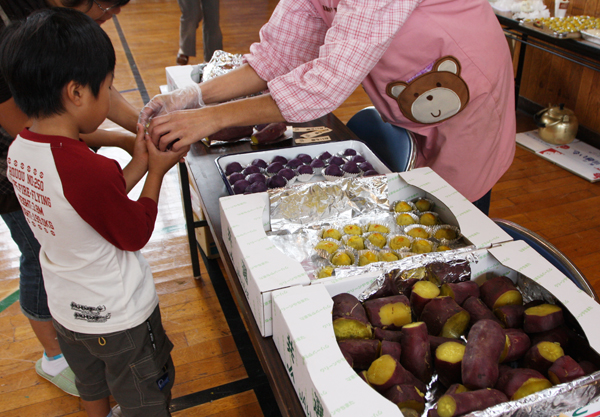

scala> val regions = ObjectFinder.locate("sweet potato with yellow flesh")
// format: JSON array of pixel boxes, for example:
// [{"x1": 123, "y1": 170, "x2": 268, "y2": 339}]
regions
[
  {"x1": 338, "y1": 339, "x2": 381, "y2": 370},
  {"x1": 495, "y1": 367, "x2": 552, "y2": 400},
  {"x1": 364, "y1": 295, "x2": 412, "y2": 330},
  {"x1": 435, "y1": 341, "x2": 466, "y2": 387},
  {"x1": 358, "y1": 370, "x2": 371, "y2": 385},
  {"x1": 440, "y1": 281, "x2": 480, "y2": 306},
  {"x1": 332, "y1": 293, "x2": 373, "y2": 340},
  {"x1": 396, "y1": 278, "x2": 419, "y2": 298},
  {"x1": 383, "y1": 384, "x2": 425, "y2": 413},
  {"x1": 399, "y1": 408, "x2": 420, "y2": 417},
  {"x1": 381, "y1": 340, "x2": 402, "y2": 361},
  {"x1": 529, "y1": 324, "x2": 572, "y2": 348},
  {"x1": 523, "y1": 303, "x2": 564, "y2": 333},
  {"x1": 548, "y1": 355, "x2": 586, "y2": 384},
  {"x1": 427, "y1": 385, "x2": 469, "y2": 417},
  {"x1": 462, "y1": 296, "x2": 503, "y2": 327},
  {"x1": 366, "y1": 354, "x2": 426, "y2": 393},
  {"x1": 429, "y1": 335, "x2": 463, "y2": 357},
  {"x1": 427, "y1": 259, "x2": 471, "y2": 285},
  {"x1": 462, "y1": 319, "x2": 505, "y2": 389},
  {"x1": 400, "y1": 322, "x2": 432, "y2": 383},
  {"x1": 480, "y1": 275, "x2": 523, "y2": 310},
  {"x1": 436, "y1": 388, "x2": 508, "y2": 417},
  {"x1": 524, "y1": 341, "x2": 564, "y2": 374},
  {"x1": 373, "y1": 328, "x2": 403, "y2": 343},
  {"x1": 494, "y1": 304, "x2": 525, "y2": 329},
  {"x1": 410, "y1": 280, "x2": 440, "y2": 318},
  {"x1": 420, "y1": 297, "x2": 470, "y2": 338},
  {"x1": 500, "y1": 329, "x2": 531, "y2": 363}
]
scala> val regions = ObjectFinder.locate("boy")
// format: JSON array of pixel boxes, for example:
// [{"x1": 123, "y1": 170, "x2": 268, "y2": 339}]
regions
[{"x1": 1, "y1": 8, "x2": 187, "y2": 417}]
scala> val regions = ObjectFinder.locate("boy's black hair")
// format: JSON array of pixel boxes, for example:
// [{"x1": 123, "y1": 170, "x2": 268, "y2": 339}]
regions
[
  {"x1": 60, "y1": 0, "x2": 131, "y2": 10},
  {"x1": 0, "y1": 8, "x2": 116, "y2": 118}
]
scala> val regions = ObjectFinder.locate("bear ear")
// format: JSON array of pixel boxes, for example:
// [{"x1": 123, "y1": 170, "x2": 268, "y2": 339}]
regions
[
  {"x1": 387, "y1": 81, "x2": 408, "y2": 99},
  {"x1": 434, "y1": 56, "x2": 461, "y2": 75}
]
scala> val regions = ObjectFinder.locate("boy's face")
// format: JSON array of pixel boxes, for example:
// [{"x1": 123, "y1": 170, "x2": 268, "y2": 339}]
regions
[
  {"x1": 75, "y1": 1, "x2": 123, "y2": 25},
  {"x1": 81, "y1": 73, "x2": 114, "y2": 134}
]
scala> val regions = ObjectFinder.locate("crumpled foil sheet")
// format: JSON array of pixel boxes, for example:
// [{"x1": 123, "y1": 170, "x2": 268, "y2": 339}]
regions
[
  {"x1": 355, "y1": 249, "x2": 600, "y2": 416},
  {"x1": 202, "y1": 50, "x2": 244, "y2": 82}
]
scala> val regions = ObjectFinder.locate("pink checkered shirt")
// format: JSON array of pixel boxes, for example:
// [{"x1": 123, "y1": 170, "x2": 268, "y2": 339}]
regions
[{"x1": 245, "y1": 0, "x2": 421, "y2": 123}]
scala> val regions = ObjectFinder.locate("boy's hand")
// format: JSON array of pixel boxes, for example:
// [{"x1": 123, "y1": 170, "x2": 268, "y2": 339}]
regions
[
  {"x1": 132, "y1": 123, "x2": 149, "y2": 166},
  {"x1": 145, "y1": 136, "x2": 190, "y2": 176}
]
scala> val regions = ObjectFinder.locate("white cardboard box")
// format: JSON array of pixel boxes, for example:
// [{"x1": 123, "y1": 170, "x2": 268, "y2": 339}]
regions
[
  {"x1": 165, "y1": 65, "x2": 196, "y2": 92},
  {"x1": 220, "y1": 167, "x2": 512, "y2": 336},
  {"x1": 271, "y1": 239, "x2": 600, "y2": 417}
]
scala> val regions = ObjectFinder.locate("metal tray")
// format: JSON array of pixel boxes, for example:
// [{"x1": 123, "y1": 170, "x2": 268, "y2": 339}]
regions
[
  {"x1": 215, "y1": 140, "x2": 392, "y2": 195},
  {"x1": 581, "y1": 29, "x2": 600, "y2": 45},
  {"x1": 520, "y1": 20, "x2": 582, "y2": 38}
]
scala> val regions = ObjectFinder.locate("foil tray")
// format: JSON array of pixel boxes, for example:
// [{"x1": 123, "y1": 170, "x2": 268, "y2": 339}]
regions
[{"x1": 520, "y1": 20, "x2": 581, "y2": 38}]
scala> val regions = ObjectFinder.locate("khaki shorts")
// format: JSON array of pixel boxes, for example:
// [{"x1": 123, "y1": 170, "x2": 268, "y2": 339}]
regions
[{"x1": 54, "y1": 305, "x2": 174, "y2": 416}]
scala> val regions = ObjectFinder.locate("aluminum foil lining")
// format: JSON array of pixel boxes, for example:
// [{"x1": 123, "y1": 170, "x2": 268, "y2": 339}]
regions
[
  {"x1": 354, "y1": 249, "x2": 600, "y2": 416},
  {"x1": 201, "y1": 50, "x2": 244, "y2": 82}
]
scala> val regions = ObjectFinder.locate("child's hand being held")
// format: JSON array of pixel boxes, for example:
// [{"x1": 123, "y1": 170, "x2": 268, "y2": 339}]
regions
[{"x1": 145, "y1": 137, "x2": 190, "y2": 177}]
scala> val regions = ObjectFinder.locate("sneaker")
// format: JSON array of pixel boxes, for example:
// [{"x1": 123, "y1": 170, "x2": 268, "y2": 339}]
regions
[
  {"x1": 35, "y1": 358, "x2": 79, "y2": 397},
  {"x1": 110, "y1": 405, "x2": 123, "y2": 417}
]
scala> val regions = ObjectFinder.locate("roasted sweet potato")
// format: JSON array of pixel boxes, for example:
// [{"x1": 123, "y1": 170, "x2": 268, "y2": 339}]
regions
[
  {"x1": 427, "y1": 385, "x2": 469, "y2": 417},
  {"x1": 370, "y1": 273, "x2": 398, "y2": 299},
  {"x1": 529, "y1": 324, "x2": 572, "y2": 348},
  {"x1": 208, "y1": 125, "x2": 254, "y2": 143},
  {"x1": 494, "y1": 304, "x2": 525, "y2": 329},
  {"x1": 410, "y1": 280, "x2": 440, "y2": 318},
  {"x1": 396, "y1": 278, "x2": 419, "y2": 298},
  {"x1": 500, "y1": 329, "x2": 531, "y2": 363},
  {"x1": 338, "y1": 339, "x2": 381, "y2": 370},
  {"x1": 381, "y1": 340, "x2": 402, "y2": 361},
  {"x1": 364, "y1": 295, "x2": 412, "y2": 330},
  {"x1": 429, "y1": 335, "x2": 464, "y2": 358},
  {"x1": 332, "y1": 293, "x2": 373, "y2": 340},
  {"x1": 427, "y1": 259, "x2": 471, "y2": 285},
  {"x1": 435, "y1": 341, "x2": 466, "y2": 387},
  {"x1": 579, "y1": 360, "x2": 599, "y2": 375},
  {"x1": 548, "y1": 355, "x2": 586, "y2": 385},
  {"x1": 373, "y1": 328, "x2": 403, "y2": 343},
  {"x1": 420, "y1": 297, "x2": 470, "y2": 338},
  {"x1": 439, "y1": 281, "x2": 480, "y2": 306},
  {"x1": 366, "y1": 354, "x2": 426, "y2": 393},
  {"x1": 357, "y1": 369, "x2": 370, "y2": 385},
  {"x1": 462, "y1": 319, "x2": 505, "y2": 389},
  {"x1": 400, "y1": 322, "x2": 432, "y2": 383},
  {"x1": 480, "y1": 275, "x2": 523, "y2": 310},
  {"x1": 383, "y1": 384, "x2": 426, "y2": 413},
  {"x1": 523, "y1": 303, "x2": 564, "y2": 333},
  {"x1": 436, "y1": 388, "x2": 508, "y2": 417},
  {"x1": 250, "y1": 122, "x2": 287, "y2": 145},
  {"x1": 462, "y1": 296, "x2": 503, "y2": 327},
  {"x1": 495, "y1": 367, "x2": 552, "y2": 400},
  {"x1": 524, "y1": 341, "x2": 565, "y2": 374}
]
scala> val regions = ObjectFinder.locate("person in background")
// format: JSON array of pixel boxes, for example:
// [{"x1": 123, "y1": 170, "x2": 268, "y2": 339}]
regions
[
  {"x1": 0, "y1": 0, "x2": 136, "y2": 396},
  {"x1": 141, "y1": 0, "x2": 516, "y2": 215},
  {"x1": 176, "y1": 0, "x2": 223, "y2": 65},
  {"x1": 2, "y1": 8, "x2": 185, "y2": 416}
]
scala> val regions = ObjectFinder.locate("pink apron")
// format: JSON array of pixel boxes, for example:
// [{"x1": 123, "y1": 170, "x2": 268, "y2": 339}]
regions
[{"x1": 312, "y1": 0, "x2": 516, "y2": 201}]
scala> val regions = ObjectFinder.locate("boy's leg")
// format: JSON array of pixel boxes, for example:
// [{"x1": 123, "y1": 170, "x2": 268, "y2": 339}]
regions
[{"x1": 82, "y1": 398, "x2": 111, "y2": 417}]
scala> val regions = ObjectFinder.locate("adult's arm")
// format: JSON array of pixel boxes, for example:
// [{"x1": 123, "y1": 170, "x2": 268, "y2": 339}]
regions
[{"x1": 107, "y1": 88, "x2": 139, "y2": 133}]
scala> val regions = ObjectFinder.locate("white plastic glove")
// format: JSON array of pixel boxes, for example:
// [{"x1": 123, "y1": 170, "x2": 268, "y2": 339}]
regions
[{"x1": 138, "y1": 83, "x2": 204, "y2": 127}]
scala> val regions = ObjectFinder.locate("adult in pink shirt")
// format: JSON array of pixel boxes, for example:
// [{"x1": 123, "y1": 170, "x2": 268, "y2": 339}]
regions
[{"x1": 142, "y1": 0, "x2": 515, "y2": 213}]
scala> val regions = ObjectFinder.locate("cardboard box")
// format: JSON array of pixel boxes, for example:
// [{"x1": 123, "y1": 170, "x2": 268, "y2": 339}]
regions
[
  {"x1": 165, "y1": 65, "x2": 195, "y2": 92},
  {"x1": 220, "y1": 167, "x2": 512, "y2": 336},
  {"x1": 271, "y1": 240, "x2": 600, "y2": 417}
]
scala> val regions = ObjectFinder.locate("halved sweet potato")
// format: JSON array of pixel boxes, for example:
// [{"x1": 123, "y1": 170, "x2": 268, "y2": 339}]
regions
[
  {"x1": 523, "y1": 303, "x2": 564, "y2": 333},
  {"x1": 524, "y1": 341, "x2": 565, "y2": 374},
  {"x1": 436, "y1": 388, "x2": 508, "y2": 417},
  {"x1": 500, "y1": 329, "x2": 531, "y2": 363},
  {"x1": 462, "y1": 296, "x2": 503, "y2": 327},
  {"x1": 410, "y1": 280, "x2": 440, "y2": 318},
  {"x1": 420, "y1": 296, "x2": 470, "y2": 338},
  {"x1": 462, "y1": 319, "x2": 505, "y2": 389},
  {"x1": 366, "y1": 354, "x2": 426, "y2": 393},
  {"x1": 427, "y1": 385, "x2": 469, "y2": 417},
  {"x1": 383, "y1": 384, "x2": 425, "y2": 413},
  {"x1": 548, "y1": 355, "x2": 586, "y2": 385},
  {"x1": 435, "y1": 341, "x2": 466, "y2": 387},
  {"x1": 429, "y1": 335, "x2": 463, "y2": 357},
  {"x1": 494, "y1": 304, "x2": 525, "y2": 329},
  {"x1": 364, "y1": 295, "x2": 412, "y2": 330},
  {"x1": 373, "y1": 327, "x2": 403, "y2": 343},
  {"x1": 480, "y1": 275, "x2": 523, "y2": 310},
  {"x1": 440, "y1": 281, "x2": 480, "y2": 306},
  {"x1": 332, "y1": 293, "x2": 373, "y2": 340},
  {"x1": 495, "y1": 367, "x2": 552, "y2": 400},
  {"x1": 381, "y1": 340, "x2": 402, "y2": 362},
  {"x1": 337, "y1": 339, "x2": 381, "y2": 370},
  {"x1": 400, "y1": 322, "x2": 432, "y2": 383}
]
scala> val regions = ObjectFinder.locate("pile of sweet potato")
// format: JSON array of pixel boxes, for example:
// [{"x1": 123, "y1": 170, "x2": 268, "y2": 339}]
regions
[{"x1": 332, "y1": 260, "x2": 597, "y2": 417}]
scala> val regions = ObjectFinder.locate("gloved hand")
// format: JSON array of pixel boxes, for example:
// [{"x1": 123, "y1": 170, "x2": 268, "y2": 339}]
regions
[{"x1": 138, "y1": 83, "x2": 204, "y2": 127}]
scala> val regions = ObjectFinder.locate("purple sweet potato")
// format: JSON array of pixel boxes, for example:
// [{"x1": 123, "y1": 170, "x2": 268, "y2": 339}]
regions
[
  {"x1": 400, "y1": 322, "x2": 432, "y2": 383},
  {"x1": 462, "y1": 296, "x2": 504, "y2": 327},
  {"x1": 332, "y1": 293, "x2": 373, "y2": 340},
  {"x1": 435, "y1": 341, "x2": 466, "y2": 387},
  {"x1": 373, "y1": 328, "x2": 403, "y2": 343},
  {"x1": 410, "y1": 280, "x2": 440, "y2": 318},
  {"x1": 427, "y1": 260, "x2": 471, "y2": 285},
  {"x1": 250, "y1": 122, "x2": 287, "y2": 145},
  {"x1": 529, "y1": 324, "x2": 572, "y2": 348},
  {"x1": 548, "y1": 355, "x2": 586, "y2": 384},
  {"x1": 480, "y1": 275, "x2": 523, "y2": 310},
  {"x1": 337, "y1": 339, "x2": 381, "y2": 370},
  {"x1": 381, "y1": 340, "x2": 402, "y2": 362},
  {"x1": 383, "y1": 384, "x2": 426, "y2": 414},
  {"x1": 495, "y1": 367, "x2": 552, "y2": 400},
  {"x1": 429, "y1": 335, "x2": 464, "y2": 358},
  {"x1": 420, "y1": 297, "x2": 470, "y2": 338},
  {"x1": 439, "y1": 281, "x2": 480, "y2": 306},
  {"x1": 364, "y1": 295, "x2": 412, "y2": 330},
  {"x1": 523, "y1": 341, "x2": 565, "y2": 374},
  {"x1": 462, "y1": 319, "x2": 505, "y2": 389},
  {"x1": 500, "y1": 328, "x2": 531, "y2": 363},
  {"x1": 208, "y1": 125, "x2": 254, "y2": 143},
  {"x1": 494, "y1": 304, "x2": 525, "y2": 329},
  {"x1": 366, "y1": 354, "x2": 426, "y2": 393},
  {"x1": 436, "y1": 388, "x2": 508, "y2": 417},
  {"x1": 523, "y1": 303, "x2": 564, "y2": 333}
]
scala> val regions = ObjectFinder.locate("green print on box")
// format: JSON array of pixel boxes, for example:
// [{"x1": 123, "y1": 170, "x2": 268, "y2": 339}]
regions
[
  {"x1": 313, "y1": 390, "x2": 324, "y2": 417},
  {"x1": 242, "y1": 260, "x2": 248, "y2": 285}
]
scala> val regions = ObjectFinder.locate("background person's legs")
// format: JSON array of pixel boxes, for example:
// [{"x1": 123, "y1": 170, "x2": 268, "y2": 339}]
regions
[
  {"x1": 177, "y1": 0, "x2": 202, "y2": 64},
  {"x1": 200, "y1": 0, "x2": 223, "y2": 62}
]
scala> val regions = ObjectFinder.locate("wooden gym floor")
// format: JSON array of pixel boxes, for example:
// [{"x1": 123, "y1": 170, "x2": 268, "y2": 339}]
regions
[{"x1": 0, "y1": 0, "x2": 599, "y2": 416}]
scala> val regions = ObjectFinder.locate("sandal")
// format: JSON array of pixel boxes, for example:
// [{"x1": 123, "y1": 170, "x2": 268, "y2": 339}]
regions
[{"x1": 35, "y1": 358, "x2": 79, "y2": 397}]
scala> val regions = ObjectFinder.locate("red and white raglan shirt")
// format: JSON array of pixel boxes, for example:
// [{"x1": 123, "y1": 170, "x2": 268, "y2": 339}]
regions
[{"x1": 7, "y1": 129, "x2": 159, "y2": 334}]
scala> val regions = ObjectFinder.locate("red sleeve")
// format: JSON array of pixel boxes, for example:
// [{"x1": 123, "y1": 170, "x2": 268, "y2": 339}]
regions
[{"x1": 54, "y1": 143, "x2": 158, "y2": 251}]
